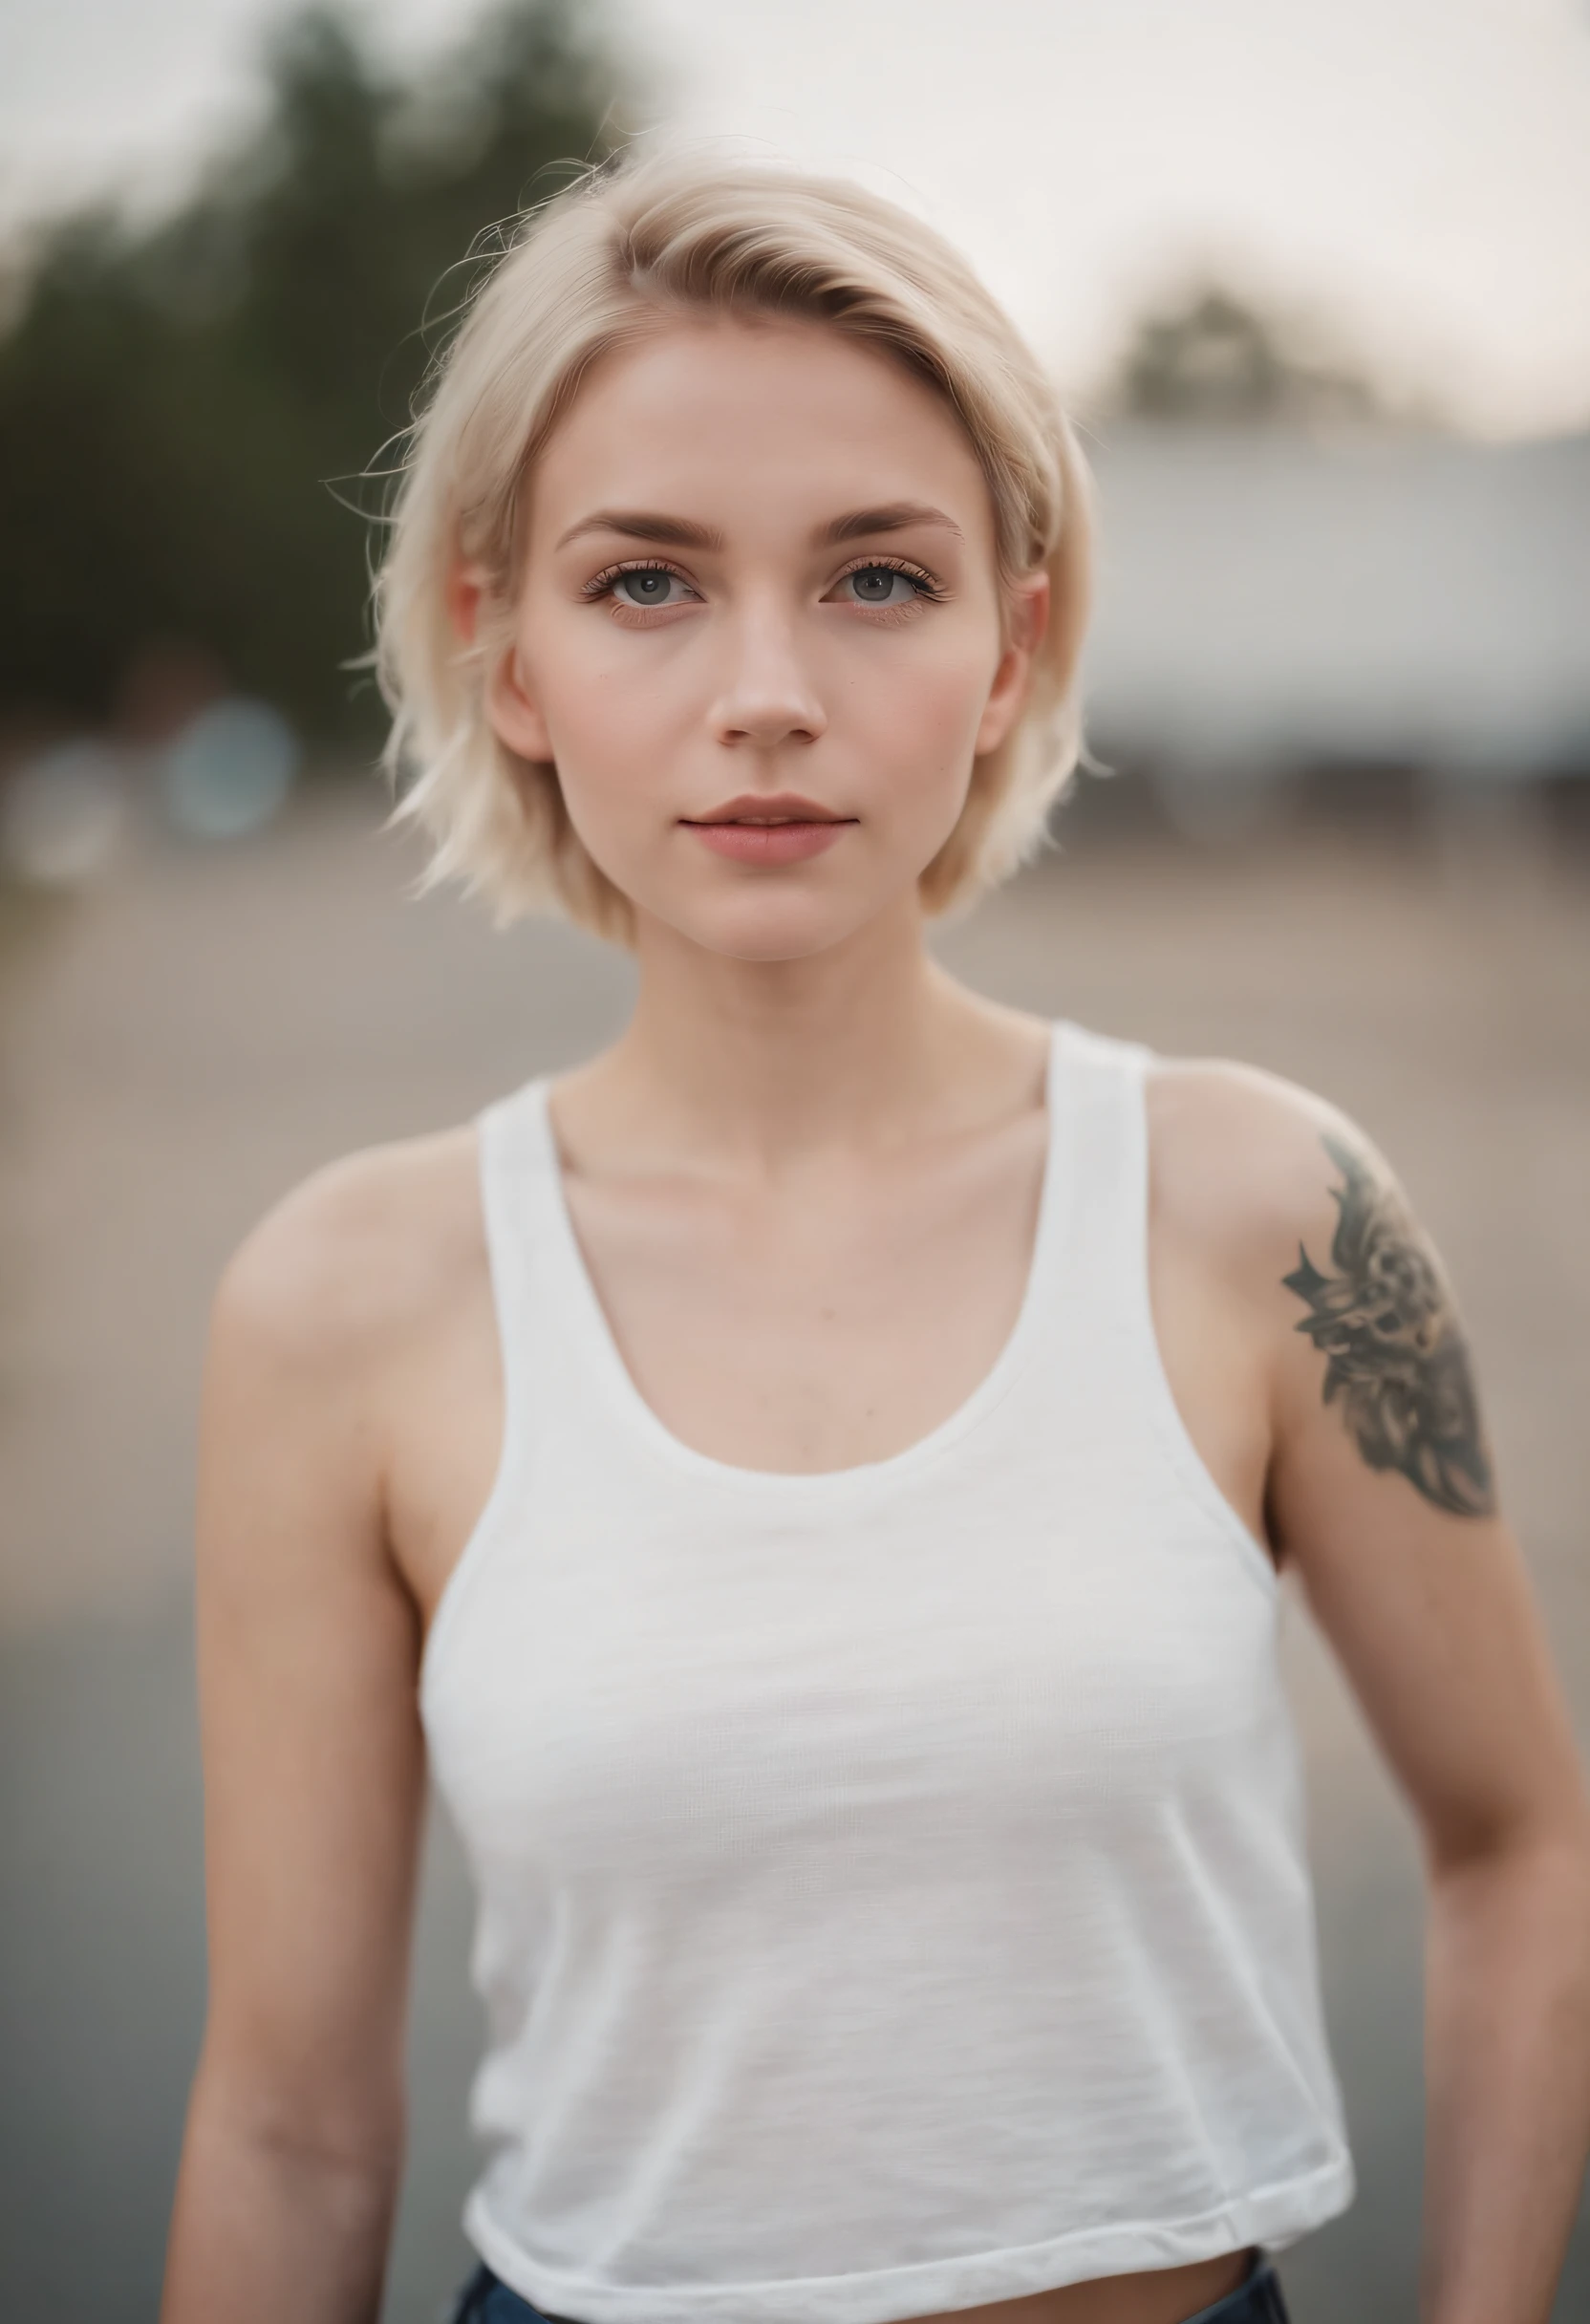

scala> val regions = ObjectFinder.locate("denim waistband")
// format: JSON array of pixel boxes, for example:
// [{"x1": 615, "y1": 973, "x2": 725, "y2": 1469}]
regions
[{"x1": 1182, "y1": 2248, "x2": 1290, "y2": 2322}]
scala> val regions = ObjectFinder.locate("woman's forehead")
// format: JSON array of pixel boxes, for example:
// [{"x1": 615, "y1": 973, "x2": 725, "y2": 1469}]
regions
[{"x1": 529, "y1": 315, "x2": 995, "y2": 545}]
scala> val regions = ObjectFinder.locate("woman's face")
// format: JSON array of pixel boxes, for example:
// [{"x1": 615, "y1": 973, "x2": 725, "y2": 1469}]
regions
[{"x1": 479, "y1": 314, "x2": 1046, "y2": 962}]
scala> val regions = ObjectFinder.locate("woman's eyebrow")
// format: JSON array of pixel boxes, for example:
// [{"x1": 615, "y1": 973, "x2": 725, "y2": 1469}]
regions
[
  {"x1": 555, "y1": 510, "x2": 725, "y2": 551},
  {"x1": 819, "y1": 503, "x2": 964, "y2": 547},
  {"x1": 553, "y1": 503, "x2": 964, "y2": 553}
]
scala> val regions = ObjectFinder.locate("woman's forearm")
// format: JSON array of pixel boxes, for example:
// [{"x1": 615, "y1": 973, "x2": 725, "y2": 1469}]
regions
[
  {"x1": 1421, "y1": 1823, "x2": 1590, "y2": 2324},
  {"x1": 161, "y1": 2080, "x2": 401, "y2": 2324}
]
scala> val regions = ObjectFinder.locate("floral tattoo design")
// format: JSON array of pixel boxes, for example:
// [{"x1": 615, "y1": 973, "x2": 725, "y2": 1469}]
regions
[{"x1": 1282, "y1": 1135, "x2": 1494, "y2": 1518}]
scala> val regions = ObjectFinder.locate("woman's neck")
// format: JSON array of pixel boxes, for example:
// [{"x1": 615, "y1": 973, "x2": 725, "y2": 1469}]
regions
[{"x1": 562, "y1": 891, "x2": 1037, "y2": 1174}]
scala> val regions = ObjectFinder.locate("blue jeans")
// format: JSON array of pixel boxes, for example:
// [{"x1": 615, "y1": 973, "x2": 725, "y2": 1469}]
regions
[{"x1": 449, "y1": 2249, "x2": 1290, "y2": 2324}]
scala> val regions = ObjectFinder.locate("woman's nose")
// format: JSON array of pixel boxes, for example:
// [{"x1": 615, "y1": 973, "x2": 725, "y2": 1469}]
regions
[{"x1": 706, "y1": 606, "x2": 828, "y2": 750}]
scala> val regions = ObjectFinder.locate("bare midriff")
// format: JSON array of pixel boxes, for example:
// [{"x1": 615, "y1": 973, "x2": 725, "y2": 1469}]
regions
[{"x1": 900, "y1": 2247, "x2": 1253, "y2": 2324}]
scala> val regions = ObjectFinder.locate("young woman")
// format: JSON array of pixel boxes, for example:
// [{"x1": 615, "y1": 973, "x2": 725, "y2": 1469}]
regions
[{"x1": 161, "y1": 159, "x2": 1590, "y2": 2324}]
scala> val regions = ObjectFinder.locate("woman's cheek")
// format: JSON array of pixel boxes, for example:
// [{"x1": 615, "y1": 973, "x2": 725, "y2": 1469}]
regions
[
  {"x1": 556, "y1": 739, "x2": 663, "y2": 872},
  {"x1": 540, "y1": 667, "x2": 673, "y2": 822},
  {"x1": 868, "y1": 655, "x2": 993, "y2": 813}
]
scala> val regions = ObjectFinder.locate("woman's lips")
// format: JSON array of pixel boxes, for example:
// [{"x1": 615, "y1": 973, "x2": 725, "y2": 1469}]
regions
[{"x1": 681, "y1": 815, "x2": 856, "y2": 865}]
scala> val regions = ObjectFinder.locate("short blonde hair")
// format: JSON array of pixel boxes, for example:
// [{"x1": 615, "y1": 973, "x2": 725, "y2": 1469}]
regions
[{"x1": 376, "y1": 152, "x2": 1093, "y2": 939}]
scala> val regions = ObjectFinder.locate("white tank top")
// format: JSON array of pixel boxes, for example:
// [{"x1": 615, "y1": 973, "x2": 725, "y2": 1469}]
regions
[{"x1": 420, "y1": 1021, "x2": 1354, "y2": 2324}]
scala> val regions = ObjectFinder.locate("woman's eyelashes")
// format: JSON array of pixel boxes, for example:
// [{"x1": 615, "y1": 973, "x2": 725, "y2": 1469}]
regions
[
  {"x1": 580, "y1": 554, "x2": 947, "y2": 621},
  {"x1": 827, "y1": 557, "x2": 946, "y2": 611},
  {"x1": 583, "y1": 560, "x2": 700, "y2": 613}
]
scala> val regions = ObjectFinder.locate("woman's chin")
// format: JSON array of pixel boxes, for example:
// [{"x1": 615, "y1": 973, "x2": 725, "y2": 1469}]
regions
[{"x1": 640, "y1": 881, "x2": 895, "y2": 966}]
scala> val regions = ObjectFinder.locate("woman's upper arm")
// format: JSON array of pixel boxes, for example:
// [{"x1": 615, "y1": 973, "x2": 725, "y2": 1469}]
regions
[
  {"x1": 191, "y1": 1162, "x2": 429, "y2": 2162},
  {"x1": 1250, "y1": 1084, "x2": 1589, "y2": 1863},
  {"x1": 1157, "y1": 1059, "x2": 1588, "y2": 1867}
]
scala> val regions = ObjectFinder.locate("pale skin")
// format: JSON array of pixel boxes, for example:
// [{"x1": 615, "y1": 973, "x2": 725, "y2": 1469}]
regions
[{"x1": 161, "y1": 316, "x2": 1590, "y2": 2324}]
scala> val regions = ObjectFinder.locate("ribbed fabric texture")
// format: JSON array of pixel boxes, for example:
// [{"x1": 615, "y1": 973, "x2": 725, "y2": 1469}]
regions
[{"x1": 420, "y1": 1021, "x2": 1354, "y2": 2324}]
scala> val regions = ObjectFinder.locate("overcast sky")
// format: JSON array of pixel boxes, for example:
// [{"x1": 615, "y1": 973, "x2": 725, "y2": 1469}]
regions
[{"x1": 3, "y1": 0, "x2": 1589, "y2": 436}]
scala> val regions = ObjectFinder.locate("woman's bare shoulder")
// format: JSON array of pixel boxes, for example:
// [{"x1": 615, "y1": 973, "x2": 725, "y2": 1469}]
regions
[
  {"x1": 1142, "y1": 1051, "x2": 1390, "y2": 1294},
  {"x1": 210, "y1": 1123, "x2": 487, "y2": 1385}
]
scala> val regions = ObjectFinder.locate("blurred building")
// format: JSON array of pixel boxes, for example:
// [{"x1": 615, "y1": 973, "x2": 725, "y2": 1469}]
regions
[
  {"x1": 1082, "y1": 290, "x2": 1590, "y2": 789},
  {"x1": 1085, "y1": 423, "x2": 1590, "y2": 784}
]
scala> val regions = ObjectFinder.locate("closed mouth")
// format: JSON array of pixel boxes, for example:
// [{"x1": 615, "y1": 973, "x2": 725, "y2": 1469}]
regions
[{"x1": 681, "y1": 794, "x2": 856, "y2": 827}]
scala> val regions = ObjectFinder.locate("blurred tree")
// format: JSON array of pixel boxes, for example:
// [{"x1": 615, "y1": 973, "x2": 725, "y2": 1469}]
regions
[
  {"x1": 0, "y1": 1, "x2": 629, "y2": 747},
  {"x1": 1113, "y1": 287, "x2": 1380, "y2": 425}
]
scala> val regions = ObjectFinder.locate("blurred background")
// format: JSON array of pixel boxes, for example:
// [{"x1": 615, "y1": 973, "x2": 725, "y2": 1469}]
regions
[{"x1": 1, "y1": 2, "x2": 1587, "y2": 2317}]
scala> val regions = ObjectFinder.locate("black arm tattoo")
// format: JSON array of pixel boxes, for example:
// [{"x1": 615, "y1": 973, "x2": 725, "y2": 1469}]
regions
[{"x1": 1282, "y1": 1134, "x2": 1495, "y2": 1518}]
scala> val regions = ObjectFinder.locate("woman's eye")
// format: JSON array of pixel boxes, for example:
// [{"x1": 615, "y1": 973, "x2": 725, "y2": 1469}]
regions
[
  {"x1": 611, "y1": 567, "x2": 692, "y2": 609},
  {"x1": 839, "y1": 565, "x2": 928, "y2": 607}
]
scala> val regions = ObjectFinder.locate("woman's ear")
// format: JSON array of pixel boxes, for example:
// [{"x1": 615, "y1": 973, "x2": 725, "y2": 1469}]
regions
[
  {"x1": 445, "y1": 556, "x2": 490, "y2": 646},
  {"x1": 975, "y1": 570, "x2": 1051, "y2": 756},
  {"x1": 449, "y1": 560, "x2": 553, "y2": 764},
  {"x1": 484, "y1": 642, "x2": 554, "y2": 764}
]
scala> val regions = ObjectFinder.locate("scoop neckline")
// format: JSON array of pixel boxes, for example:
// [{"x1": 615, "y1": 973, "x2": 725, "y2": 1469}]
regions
[{"x1": 522, "y1": 1022, "x2": 1071, "y2": 1499}]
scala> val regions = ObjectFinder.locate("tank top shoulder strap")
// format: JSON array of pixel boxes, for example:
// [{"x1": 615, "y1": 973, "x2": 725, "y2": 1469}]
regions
[
  {"x1": 1045, "y1": 1019, "x2": 1278, "y2": 1590},
  {"x1": 477, "y1": 1067, "x2": 555, "y2": 1292},
  {"x1": 1037, "y1": 1017, "x2": 1163, "y2": 1387},
  {"x1": 419, "y1": 1077, "x2": 565, "y2": 1700},
  {"x1": 472, "y1": 1072, "x2": 574, "y2": 1449},
  {"x1": 1046, "y1": 1017, "x2": 1155, "y2": 1309}
]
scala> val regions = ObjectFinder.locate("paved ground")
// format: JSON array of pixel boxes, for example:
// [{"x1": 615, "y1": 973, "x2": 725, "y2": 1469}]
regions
[{"x1": 2, "y1": 778, "x2": 1587, "y2": 2321}]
